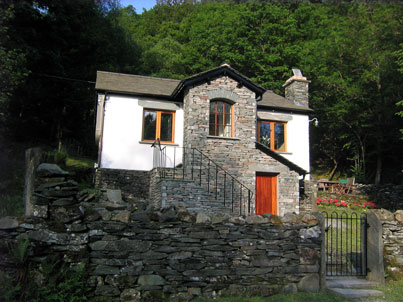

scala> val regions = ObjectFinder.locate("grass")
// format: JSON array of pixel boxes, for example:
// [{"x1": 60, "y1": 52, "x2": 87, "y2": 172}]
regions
[
  {"x1": 194, "y1": 291, "x2": 343, "y2": 302},
  {"x1": 194, "y1": 280, "x2": 403, "y2": 302},
  {"x1": 376, "y1": 279, "x2": 403, "y2": 302},
  {"x1": 66, "y1": 156, "x2": 95, "y2": 168}
]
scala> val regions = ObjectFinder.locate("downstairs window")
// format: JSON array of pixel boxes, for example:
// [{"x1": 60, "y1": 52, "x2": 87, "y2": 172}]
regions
[
  {"x1": 142, "y1": 109, "x2": 175, "y2": 143},
  {"x1": 258, "y1": 121, "x2": 286, "y2": 152}
]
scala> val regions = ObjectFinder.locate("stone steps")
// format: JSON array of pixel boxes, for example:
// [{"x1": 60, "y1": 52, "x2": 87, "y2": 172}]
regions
[{"x1": 326, "y1": 277, "x2": 385, "y2": 301}]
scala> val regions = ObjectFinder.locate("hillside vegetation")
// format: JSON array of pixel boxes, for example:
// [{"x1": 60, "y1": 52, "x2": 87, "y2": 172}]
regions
[{"x1": 0, "y1": 0, "x2": 402, "y2": 186}]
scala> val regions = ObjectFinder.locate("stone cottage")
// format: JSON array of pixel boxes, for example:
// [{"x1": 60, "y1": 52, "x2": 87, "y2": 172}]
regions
[{"x1": 94, "y1": 64, "x2": 313, "y2": 216}]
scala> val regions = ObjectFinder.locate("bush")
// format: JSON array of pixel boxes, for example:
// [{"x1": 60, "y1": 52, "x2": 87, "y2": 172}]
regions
[
  {"x1": 0, "y1": 250, "x2": 89, "y2": 302},
  {"x1": 0, "y1": 194, "x2": 24, "y2": 217},
  {"x1": 31, "y1": 261, "x2": 89, "y2": 302}
]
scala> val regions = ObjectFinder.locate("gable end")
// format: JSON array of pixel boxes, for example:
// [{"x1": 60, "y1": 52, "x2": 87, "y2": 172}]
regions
[{"x1": 172, "y1": 65, "x2": 266, "y2": 100}]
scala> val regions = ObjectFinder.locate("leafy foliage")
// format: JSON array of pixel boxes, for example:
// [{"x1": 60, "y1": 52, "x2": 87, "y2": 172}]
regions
[
  {"x1": 0, "y1": 251, "x2": 89, "y2": 302},
  {"x1": 0, "y1": 1, "x2": 402, "y2": 184}
]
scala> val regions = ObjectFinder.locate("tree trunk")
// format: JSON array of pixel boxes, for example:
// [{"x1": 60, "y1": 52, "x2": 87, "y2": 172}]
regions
[{"x1": 328, "y1": 159, "x2": 338, "y2": 180}]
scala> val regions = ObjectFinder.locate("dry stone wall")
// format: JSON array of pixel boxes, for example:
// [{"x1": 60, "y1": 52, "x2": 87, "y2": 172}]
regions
[
  {"x1": 373, "y1": 209, "x2": 403, "y2": 280},
  {"x1": 95, "y1": 168, "x2": 150, "y2": 201},
  {"x1": 0, "y1": 166, "x2": 322, "y2": 301}
]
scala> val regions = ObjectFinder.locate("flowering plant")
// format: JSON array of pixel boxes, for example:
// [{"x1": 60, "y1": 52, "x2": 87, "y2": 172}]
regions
[{"x1": 316, "y1": 197, "x2": 376, "y2": 209}]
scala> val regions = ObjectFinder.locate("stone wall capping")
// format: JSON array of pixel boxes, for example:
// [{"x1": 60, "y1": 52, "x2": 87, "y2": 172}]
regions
[
  {"x1": 372, "y1": 209, "x2": 395, "y2": 221},
  {"x1": 0, "y1": 216, "x2": 21, "y2": 230},
  {"x1": 281, "y1": 213, "x2": 300, "y2": 224},
  {"x1": 228, "y1": 216, "x2": 246, "y2": 224},
  {"x1": 245, "y1": 215, "x2": 268, "y2": 224},
  {"x1": 394, "y1": 210, "x2": 403, "y2": 223},
  {"x1": 36, "y1": 163, "x2": 69, "y2": 178},
  {"x1": 196, "y1": 212, "x2": 211, "y2": 224}
]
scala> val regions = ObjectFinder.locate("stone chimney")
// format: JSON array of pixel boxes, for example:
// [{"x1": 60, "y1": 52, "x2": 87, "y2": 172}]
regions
[{"x1": 283, "y1": 69, "x2": 310, "y2": 107}]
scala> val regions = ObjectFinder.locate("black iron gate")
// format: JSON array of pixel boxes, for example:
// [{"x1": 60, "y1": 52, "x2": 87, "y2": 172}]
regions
[{"x1": 322, "y1": 211, "x2": 367, "y2": 276}]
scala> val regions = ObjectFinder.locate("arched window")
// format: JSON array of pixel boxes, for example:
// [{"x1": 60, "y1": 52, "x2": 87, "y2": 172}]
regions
[{"x1": 209, "y1": 100, "x2": 233, "y2": 137}]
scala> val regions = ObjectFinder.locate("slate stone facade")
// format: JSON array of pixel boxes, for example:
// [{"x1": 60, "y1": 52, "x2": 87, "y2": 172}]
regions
[
  {"x1": 95, "y1": 168, "x2": 150, "y2": 201},
  {"x1": 183, "y1": 76, "x2": 300, "y2": 216}
]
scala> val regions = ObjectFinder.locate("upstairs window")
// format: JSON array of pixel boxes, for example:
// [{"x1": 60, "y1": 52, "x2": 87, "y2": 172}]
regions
[
  {"x1": 258, "y1": 121, "x2": 286, "y2": 152},
  {"x1": 142, "y1": 109, "x2": 175, "y2": 143},
  {"x1": 209, "y1": 100, "x2": 233, "y2": 137}
]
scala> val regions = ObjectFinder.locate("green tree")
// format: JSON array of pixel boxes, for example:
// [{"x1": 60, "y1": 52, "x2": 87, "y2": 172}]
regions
[
  {"x1": 3, "y1": 0, "x2": 140, "y2": 150},
  {"x1": 0, "y1": 5, "x2": 28, "y2": 134},
  {"x1": 395, "y1": 44, "x2": 403, "y2": 136},
  {"x1": 301, "y1": 4, "x2": 403, "y2": 184}
]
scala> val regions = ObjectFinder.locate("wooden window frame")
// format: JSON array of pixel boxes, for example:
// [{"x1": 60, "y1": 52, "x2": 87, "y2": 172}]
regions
[
  {"x1": 209, "y1": 100, "x2": 234, "y2": 138},
  {"x1": 257, "y1": 120, "x2": 287, "y2": 152},
  {"x1": 142, "y1": 109, "x2": 175, "y2": 143}
]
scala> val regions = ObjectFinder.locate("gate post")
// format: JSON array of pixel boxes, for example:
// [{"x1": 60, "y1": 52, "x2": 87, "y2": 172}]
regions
[
  {"x1": 24, "y1": 147, "x2": 42, "y2": 217},
  {"x1": 313, "y1": 212, "x2": 326, "y2": 290},
  {"x1": 366, "y1": 211, "x2": 385, "y2": 284}
]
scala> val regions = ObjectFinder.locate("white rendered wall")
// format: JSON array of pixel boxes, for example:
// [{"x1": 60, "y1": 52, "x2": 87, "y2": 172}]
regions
[
  {"x1": 100, "y1": 94, "x2": 184, "y2": 171},
  {"x1": 281, "y1": 113, "x2": 310, "y2": 178},
  {"x1": 257, "y1": 111, "x2": 310, "y2": 178}
]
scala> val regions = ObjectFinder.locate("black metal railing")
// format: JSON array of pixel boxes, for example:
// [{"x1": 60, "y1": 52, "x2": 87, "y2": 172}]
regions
[
  {"x1": 322, "y1": 211, "x2": 367, "y2": 276},
  {"x1": 151, "y1": 142, "x2": 253, "y2": 215},
  {"x1": 151, "y1": 139, "x2": 166, "y2": 169}
]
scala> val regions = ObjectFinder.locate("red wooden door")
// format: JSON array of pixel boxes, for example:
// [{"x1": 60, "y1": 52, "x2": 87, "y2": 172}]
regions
[{"x1": 256, "y1": 174, "x2": 277, "y2": 215}]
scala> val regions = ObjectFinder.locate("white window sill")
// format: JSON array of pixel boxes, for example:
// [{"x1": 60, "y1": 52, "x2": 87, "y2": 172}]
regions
[
  {"x1": 207, "y1": 136, "x2": 240, "y2": 141},
  {"x1": 275, "y1": 151, "x2": 292, "y2": 155},
  {"x1": 139, "y1": 141, "x2": 179, "y2": 146}
]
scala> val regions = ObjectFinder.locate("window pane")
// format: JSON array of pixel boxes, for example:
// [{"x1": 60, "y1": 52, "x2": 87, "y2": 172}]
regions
[
  {"x1": 217, "y1": 102, "x2": 223, "y2": 113},
  {"x1": 259, "y1": 122, "x2": 271, "y2": 147},
  {"x1": 143, "y1": 111, "x2": 157, "y2": 140},
  {"x1": 225, "y1": 113, "x2": 231, "y2": 125},
  {"x1": 224, "y1": 125, "x2": 231, "y2": 137},
  {"x1": 160, "y1": 113, "x2": 173, "y2": 142},
  {"x1": 274, "y1": 123, "x2": 285, "y2": 151},
  {"x1": 217, "y1": 113, "x2": 223, "y2": 125},
  {"x1": 209, "y1": 124, "x2": 216, "y2": 136},
  {"x1": 209, "y1": 113, "x2": 215, "y2": 124},
  {"x1": 224, "y1": 103, "x2": 231, "y2": 114},
  {"x1": 217, "y1": 125, "x2": 223, "y2": 137},
  {"x1": 210, "y1": 101, "x2": 215, "y2": 112}
]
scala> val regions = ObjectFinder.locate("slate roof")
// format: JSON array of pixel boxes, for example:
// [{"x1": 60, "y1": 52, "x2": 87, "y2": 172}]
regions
[
  {"x1": 96, "y1": 71, "x2": 180, "y2": 97},
  {"x1": 258, "y1": 90, "x2": 313, "y2": 113},
  {"x1": 95, "y1": 67, "x2": 312, "y2": 112}
]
